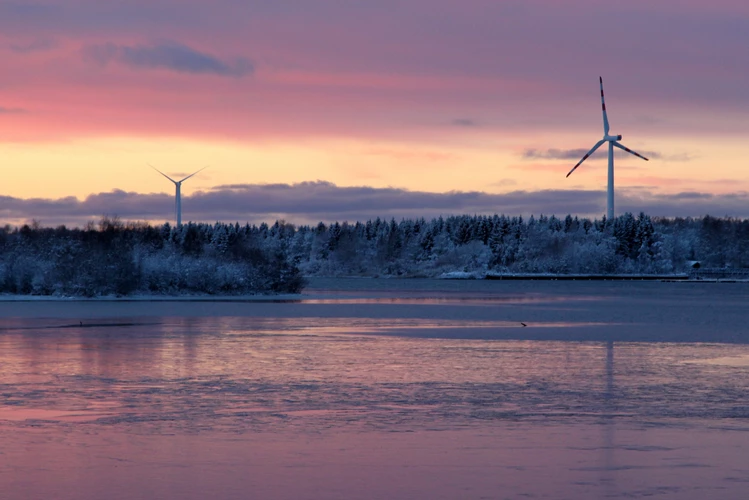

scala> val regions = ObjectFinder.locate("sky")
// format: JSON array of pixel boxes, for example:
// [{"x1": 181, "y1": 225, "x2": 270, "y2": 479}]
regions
[{"x1": 1, "y1": 0, "x2": 748, "y2": 226}]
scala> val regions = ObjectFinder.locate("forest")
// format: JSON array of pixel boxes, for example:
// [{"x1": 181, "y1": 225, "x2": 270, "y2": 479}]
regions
[{"x1": 1, "y1": 213, "x2": 748, "y2": 296}]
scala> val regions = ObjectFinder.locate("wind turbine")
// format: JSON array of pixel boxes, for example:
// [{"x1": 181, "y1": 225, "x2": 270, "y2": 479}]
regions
[
  {"x1": 149, "y1": 164, "x2": 207, "y2": 227},
  {"x1": 566, "y1": 77, "x2": 649, "y2": 220}
]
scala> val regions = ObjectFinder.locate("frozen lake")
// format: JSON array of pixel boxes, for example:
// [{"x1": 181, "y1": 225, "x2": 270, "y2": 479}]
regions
[{"x1": 1, "y1": 279, "x2": 749, "y2": 499}]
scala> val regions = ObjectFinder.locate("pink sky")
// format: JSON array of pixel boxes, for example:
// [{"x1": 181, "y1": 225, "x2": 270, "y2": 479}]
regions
[{"x1": 1, "y1": 0, "x2": 748, "y2": 224}]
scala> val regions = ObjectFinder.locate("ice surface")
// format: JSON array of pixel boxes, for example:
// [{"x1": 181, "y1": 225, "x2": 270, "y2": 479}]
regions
[{"x1": 1, "y1": 279, "x2": 749, "y2": 499}]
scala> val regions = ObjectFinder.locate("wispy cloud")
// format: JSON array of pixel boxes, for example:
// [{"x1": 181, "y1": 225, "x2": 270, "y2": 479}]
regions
[
  {"x1": 492, "y1": 179, "x2": 518, "y2": 187},
  {"x1": 659, "y1": 152, "x2": 697, "y2": 162},
  {"x1": 523, "y1": 148, "x2": 591, "y2": 161},
  {"x1": 82, "y1": 41, "x2": 253, "y2": 77},
  {"x1": 2, "y1": 182, "x2": 748, "y2": 227},
  {"x1": 522, "y1": 148, "x2": 693, "y2": 162},
  {"x1": 0, "y1": 106, "x2": 26, "y2": 114},
  {"x1": 451, "y1": 118, "x2": 478, "y2": 127},
  {"x1": 8, "y1": 37, "x2": 57, "y2": 53}
]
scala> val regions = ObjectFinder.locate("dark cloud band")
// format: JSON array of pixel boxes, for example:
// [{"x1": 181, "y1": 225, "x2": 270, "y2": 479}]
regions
[
  {"x1": 83, "y1": 40, "x2": 253, "y2": 77},
  {"x1": 1, "y1": 182, "x2": 747, "y2": 227}
]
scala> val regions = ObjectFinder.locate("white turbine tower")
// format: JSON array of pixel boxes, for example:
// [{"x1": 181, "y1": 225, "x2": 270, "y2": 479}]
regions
[
  {"x1": 149, "y1": 164, "x2": 207, "y2": 227},
  {"x1": 566, "y1": 77, "x2": 649, "y2": 220}
]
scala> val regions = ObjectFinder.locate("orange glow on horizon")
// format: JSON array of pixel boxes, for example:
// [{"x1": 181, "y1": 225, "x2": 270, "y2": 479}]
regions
[{"x1": 1, "y1": 132, "x2": 746, "y2": 205}]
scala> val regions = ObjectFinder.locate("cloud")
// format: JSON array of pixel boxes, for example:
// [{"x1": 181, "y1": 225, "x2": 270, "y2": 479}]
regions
[
  {"x1": 660, "y1": 152, "x2": 697, "y2": 163},
  {"x1": 522, "y1": 148, "x2": 693, "y2": 162},
  {"x1": 523, "y1": 148, "x2": 592, "y2": 161},
  {"x1": 2, "y1": 182, "x2": 749, "y2": 228},
  {"x1": 2, "y1": 1, "x2": 749, "y2": 146},
  {"x1": 0, "y1": 106, "x2": 26, "y2": 114},
  {"x1": 82, "y1": 41, "x2": 253, "y2": 77},
  {"x1": 664, "y1": 191, "x2": 713, "y2": 200},
  {"x1": 492, "y1": 179, "x2": 518, "y2": 187},
  {"x1": 8, "y1": 37, "x2": 57, "y2": 53},
  {"x1": 451, "y1": 118, "x2": 478, "y2": 127}
]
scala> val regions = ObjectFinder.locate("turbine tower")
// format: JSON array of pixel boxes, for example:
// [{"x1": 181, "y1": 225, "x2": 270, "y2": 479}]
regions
[
  {"x1": 566, "y1": 77, "x2": 649, "y2": 220},
  {"x1": 149, "y1": 164, "x2": 207, "y2": 227}
]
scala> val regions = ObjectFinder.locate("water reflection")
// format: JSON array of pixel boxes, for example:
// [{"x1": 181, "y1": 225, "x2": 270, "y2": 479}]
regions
[
  {"x1": 1, "y1": 318, "x2": 749, "y2": 426},
  {"x1": 602, "y1": 340, "x2": 617, "y2": 496},
  {"x1": 2, "y1": 316, "x2": 749, "y2": 499}
]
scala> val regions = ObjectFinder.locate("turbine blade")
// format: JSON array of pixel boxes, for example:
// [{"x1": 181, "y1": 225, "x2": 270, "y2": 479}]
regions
[
  {"x1": 566, "y1": 140, "x2": 605, "y2": 178},
  {"x1": 613, "y1": 142, "x2": 649, "y2": 161},
  {"x1": 600, "y1": 76, "x2": 610, "y2": 135},
  {"x1": 179, "y1": 166, "x2": 208, "y2": 183},
  {"x1": 148, "y1": 163, "x2": 177, "y2": 183}
]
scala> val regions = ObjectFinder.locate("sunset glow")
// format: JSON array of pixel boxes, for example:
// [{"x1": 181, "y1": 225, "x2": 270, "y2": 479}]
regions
[{"x1": 2, "y1": 0, "x2": 748, "y2": 225}]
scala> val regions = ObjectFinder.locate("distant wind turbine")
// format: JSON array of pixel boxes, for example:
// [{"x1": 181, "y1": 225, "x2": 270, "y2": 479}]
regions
[
  {"x1": 566, "y1": 77, "x2": 650, "y2": 220},
  {"x1": 149, "y1": 164, "x2": 207, "y2": 227}
]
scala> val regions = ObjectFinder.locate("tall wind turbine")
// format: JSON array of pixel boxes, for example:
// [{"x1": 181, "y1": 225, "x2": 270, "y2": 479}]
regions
[
  {"x1": 566, "y1": 77, "x2": 649, "y2": 220},
  {"x1": 149, "y1": 164, "x2": 207, "y2": 227}
]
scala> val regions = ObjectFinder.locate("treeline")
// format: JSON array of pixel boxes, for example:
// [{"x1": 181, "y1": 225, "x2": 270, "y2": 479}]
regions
[
  {"x1": 288, "y1": 213, "x2": 749, "y2": 277},
  {"x1": 1, "y1": 213, "x2": 748, "y2": 296},
  {"x1": 0, "y1": 218, "x2": 305, "y2": 296}
]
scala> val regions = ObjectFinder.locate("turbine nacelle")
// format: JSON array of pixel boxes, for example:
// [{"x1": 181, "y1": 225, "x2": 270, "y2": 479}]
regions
[{"x1": 604, "y1": 134, "x2": 622, "y2": 142}]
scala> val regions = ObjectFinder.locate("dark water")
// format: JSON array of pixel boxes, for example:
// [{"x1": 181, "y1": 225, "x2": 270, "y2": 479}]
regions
[{"x1": 1, "y1": 280, "x2": 749, "y2": 499}]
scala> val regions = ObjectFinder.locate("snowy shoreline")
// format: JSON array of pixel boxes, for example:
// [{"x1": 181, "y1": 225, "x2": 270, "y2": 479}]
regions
[
  {"x1": 440, "y1": 271, "x2": 693, "y2": 281},
  {"x1": 2, "y1": 274, "x2": 749, "y2": 303},
  {"x1": 0, "y1": 293, "x2": 306, "y2": 302}
]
